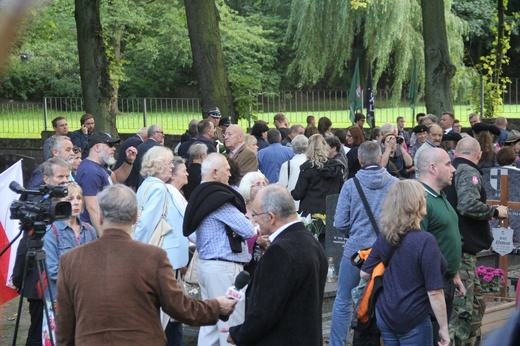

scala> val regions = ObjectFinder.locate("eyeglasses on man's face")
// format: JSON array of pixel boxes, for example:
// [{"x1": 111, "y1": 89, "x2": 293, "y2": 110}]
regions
[{"x1": 251, "y1": 210, "x2": 270, "y2": 220}]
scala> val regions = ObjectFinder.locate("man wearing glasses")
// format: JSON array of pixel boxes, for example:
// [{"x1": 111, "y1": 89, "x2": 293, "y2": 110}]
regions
[
  {"x1": 76, "y1": 132, "x2": 137, "y2": 235},
  {"x1": 133, "y1": 124, "x2": 164, "y2": 189},
  {"x1": 26, "y1": 136, "x2": 76, "y2": 199},
  {"x1": 225, "y1": 185, "x2": 328, "y2": 345}
]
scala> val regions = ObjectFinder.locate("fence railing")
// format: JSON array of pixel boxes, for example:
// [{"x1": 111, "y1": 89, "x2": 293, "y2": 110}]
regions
[{"x1": 1, "y1": 80, "x2": 520, "y2": 138}]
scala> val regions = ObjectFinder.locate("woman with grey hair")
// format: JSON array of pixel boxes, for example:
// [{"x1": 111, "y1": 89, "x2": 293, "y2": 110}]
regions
[
  {"x1": 277, "y1": 134, "x2": 308, "y2": 210},
  {"x1": 291, "y1": 134, "x2": 344, "y2": 247},
  {"x1": 134, "y1": 146, "x2": 189, "y2": 345},
  {"x1": 238, "y1": 171, "x2": 270, "y2": 274}
]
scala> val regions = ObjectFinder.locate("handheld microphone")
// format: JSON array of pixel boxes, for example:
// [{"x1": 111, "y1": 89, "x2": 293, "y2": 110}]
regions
[{"x1": 225, "y1": 271, "x2": 250, "y2": 301}]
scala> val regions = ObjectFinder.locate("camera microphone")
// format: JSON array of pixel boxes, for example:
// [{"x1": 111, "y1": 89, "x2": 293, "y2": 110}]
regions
[
  {"x1": 9, "y1": 181, "x2": 25, "y2": 194},
  {"x1": 225, "y1": 271, "x2": 250, "y2": 301}
]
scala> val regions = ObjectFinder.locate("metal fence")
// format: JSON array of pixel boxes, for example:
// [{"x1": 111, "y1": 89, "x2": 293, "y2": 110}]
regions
[{"x1": 1, "y1": 80, "x2": 520, "y2": 138}]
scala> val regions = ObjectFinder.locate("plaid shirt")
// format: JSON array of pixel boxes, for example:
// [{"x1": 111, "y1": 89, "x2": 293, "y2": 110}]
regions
[{"x1": 196, "y1": 203, "x2": 255, "y2": 263}]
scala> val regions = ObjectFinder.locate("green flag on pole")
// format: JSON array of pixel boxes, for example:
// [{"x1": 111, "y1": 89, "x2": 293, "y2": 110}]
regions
[
  {"x1": 408, "y1": 59, "x2": 417, "y2": 120},
  {"x1": 348, "y1": 58, "x2": 361, "y2": 125}
]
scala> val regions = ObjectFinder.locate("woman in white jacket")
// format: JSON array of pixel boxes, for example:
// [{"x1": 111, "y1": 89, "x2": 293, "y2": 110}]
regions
[{"x1": 277, "y1": 134, "x2": 308, "y2": 210}]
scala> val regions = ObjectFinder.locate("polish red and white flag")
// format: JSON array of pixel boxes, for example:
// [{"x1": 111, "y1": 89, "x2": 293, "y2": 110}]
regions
[{"x1": 0, "y1": 160, "x2": 23, "y2": 304}]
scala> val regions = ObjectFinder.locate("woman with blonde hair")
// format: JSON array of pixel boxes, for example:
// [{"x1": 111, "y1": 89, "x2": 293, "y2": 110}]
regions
[
  {"x1": 243, "y1": 134, "x2": 259, "y2": 154},
  {"x1": 291, "y1": 134, "x2": 344, "y2": 246},
  {"x1": 42, "y1": 182, "x2": 97, "y2": 344},
  {"x1": 135, "y1": 146, "x2": 189, "y2": 345},
  {"x1": 44, "y1": 183, "x2": 97, "y2": 299},
  {"x1": 361, "y1": 180, "x2": 449, "y2": 345}
]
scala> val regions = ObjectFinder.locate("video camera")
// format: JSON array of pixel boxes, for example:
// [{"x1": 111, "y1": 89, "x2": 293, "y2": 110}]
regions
[{"x1": 9, "y1": 181, "x2": 72, "y2": 236}]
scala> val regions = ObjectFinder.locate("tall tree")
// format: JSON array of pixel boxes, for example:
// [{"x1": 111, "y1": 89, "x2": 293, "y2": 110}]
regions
[
  {"x1": 184, "y1": 0, "x2": 235, "y2": 120},
  {"x1": 75, "y1": 0, "x2": 117, "y2": 134},
  {"x1": 421, "y1": 0, "x2": 456, "y2": 116},
  {"x1": 283, "y1": 0, "x2": 466, "y2": 106}
]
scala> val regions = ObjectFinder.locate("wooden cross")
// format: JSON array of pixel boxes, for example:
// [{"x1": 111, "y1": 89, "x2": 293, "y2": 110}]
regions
[{"x1": 486, "y1": 169, "x2": 520, "y2": 296}]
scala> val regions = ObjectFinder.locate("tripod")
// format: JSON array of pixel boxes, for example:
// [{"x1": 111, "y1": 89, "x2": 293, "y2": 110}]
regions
[{"x1": 7, "y1": 225, "x2": 56, "y2": 346}]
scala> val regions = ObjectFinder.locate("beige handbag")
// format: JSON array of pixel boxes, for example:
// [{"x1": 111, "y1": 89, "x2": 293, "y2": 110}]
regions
[
  {"x1": 135, "y1": 182, "x2": 172, "y2": 246},
  {"x1": 184, "y1": 249, "x2": 199, "y2": 284},
  {"x1": 147, "y1": 189, "x2": 172, "y2": 248}
]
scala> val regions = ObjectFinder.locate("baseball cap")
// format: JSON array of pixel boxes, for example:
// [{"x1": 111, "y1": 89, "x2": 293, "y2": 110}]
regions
[{"x1": 88, "y1": 132, "x2": 121, "y2": 148}]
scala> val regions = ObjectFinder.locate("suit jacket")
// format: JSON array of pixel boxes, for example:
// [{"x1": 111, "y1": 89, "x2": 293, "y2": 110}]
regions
[
  {"x1": 229, "y1": 222, "x2": 328, "y2": 346},
  {"x1": 114, "y1": 134, "x2": 144, "y2": 188},
  {"x1": 231, "y1": 144, "x2": 258, "y2": 184},
  {"x1": 114, "y1": 134, "x2": 144, "y2": 170},
  {"x1": 56, "y1": 228, "x2": 220, "y2": 345}
]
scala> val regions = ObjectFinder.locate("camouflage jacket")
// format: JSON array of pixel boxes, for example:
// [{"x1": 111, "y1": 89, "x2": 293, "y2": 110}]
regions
[{"x1": 445, "y1": 157, "x2": 494, "y2": 254}]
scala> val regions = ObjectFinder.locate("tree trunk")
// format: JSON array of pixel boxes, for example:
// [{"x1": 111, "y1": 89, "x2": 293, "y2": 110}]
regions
[
  {"x1": 494, "y1": 0, "x2": 505, "y2": 86},
  {"x1": 75, "y1": 0, "x2": 118, "y2": 135},
  {"x1": 421, "y1": 0, "x2": 456, "y2": 117},
  {"x1": 184, "y1": 0, "x2": 236, "y2": 121}
]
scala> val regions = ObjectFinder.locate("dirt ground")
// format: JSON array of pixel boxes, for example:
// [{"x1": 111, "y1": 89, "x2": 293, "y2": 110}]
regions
[{"x1": 1, "y1": 298, "x2": 31, "y2": 345}]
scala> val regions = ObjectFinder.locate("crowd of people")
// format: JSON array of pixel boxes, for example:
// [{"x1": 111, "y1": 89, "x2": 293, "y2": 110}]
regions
[{"x1": 9, "y1": 108, "x2": 518, "y2": 345}]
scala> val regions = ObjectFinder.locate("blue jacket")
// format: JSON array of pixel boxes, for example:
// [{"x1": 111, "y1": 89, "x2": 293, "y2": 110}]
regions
[
  {"x1": 334, "y1": 167, "x2": 398, "y2": 258},
  {"x1": 135, "y1": 177, "x2": 189, "y2": 269},
  {"x1": 43, "y1": 219, "x2": 97, "y2": 300},
  {"x1": 258, "y1": 143, "x2": 294, "y2": 183}
]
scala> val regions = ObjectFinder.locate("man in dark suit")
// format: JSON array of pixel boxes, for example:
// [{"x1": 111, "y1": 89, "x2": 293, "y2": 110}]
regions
[
  {"x1": 226, "y1": 184, "x2": 328, "y2": 345},
  {"x1": 132, "y1": 124, "x2": 164, "y2": 188},
  {"x1": 440, "y1": 111, "x2": 457, "y2": 135},
  {"x1": 115, "y1": 127, "x2": 147, "y2": 169},
  {"x1": 114, "y1": 127, "x2": 147, "y2": 189},
  {"x1": 56, "y1": 184, "x2": 237, "y2": 345}
]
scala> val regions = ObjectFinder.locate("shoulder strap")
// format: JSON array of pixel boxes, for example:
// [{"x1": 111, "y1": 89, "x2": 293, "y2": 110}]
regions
[
  {"x1": 353, "y1": 177, "x2": 380, "y2": 236},
  {"x1": 83, "y1": 222, "x2": 95, "y2": 237},
  {"x1": 287, "y1": 159, "x2": 291, "y2": 180},
  {"x1": 138, "y1": 181, "x2": 162, "y2": 211},
  {"x1": 51, "y1": 224, "x2": 59, "y2": 244},
  {"x1": 161, "y1": 188, "x2": 169, "y2": 217}
]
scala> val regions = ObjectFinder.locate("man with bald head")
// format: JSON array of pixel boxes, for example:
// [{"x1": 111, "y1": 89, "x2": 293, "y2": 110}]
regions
[
  {"x1": 183, "y1": 153, "x2": 255, "y2": 345},
  {"x1": 224, "y1": 124, "x2": 258, "y2": 184},
  {"x1": 445, "y1": 137, "x2": 508, "y2": 344},
  {"x1": 416, "y1": 148, "x2": 466, "y2": 343},
  {"x1": 414, "y1": 124, "x2": 444, "y2": 178},
  {"x1": 226, "y1": 185, "x2": 327, "y2": 345}
]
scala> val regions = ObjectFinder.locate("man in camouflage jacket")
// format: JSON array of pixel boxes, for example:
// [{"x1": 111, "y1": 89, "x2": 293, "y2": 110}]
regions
[{"x1": 445, "y1": 137, "x2": 508, "y2": 345}]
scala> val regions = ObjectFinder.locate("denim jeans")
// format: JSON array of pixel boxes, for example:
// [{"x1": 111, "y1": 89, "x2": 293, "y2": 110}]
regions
[
  {"x1": 376, "y1": 308, "x2": 433, "y2": 346},
  {"x1": 330, "y1": 254, "x2": 361, "y2": 346}
]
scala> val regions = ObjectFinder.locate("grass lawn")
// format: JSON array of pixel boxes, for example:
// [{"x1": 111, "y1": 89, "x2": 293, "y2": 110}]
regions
[{"x1": 1, "y1": 103, "x2": 520, "y2": 138}]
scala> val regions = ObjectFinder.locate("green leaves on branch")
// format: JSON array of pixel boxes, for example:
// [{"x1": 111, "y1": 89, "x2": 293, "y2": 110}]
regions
[{"x1": 471, "y1": 0, "x2": 514, "y2": 117}]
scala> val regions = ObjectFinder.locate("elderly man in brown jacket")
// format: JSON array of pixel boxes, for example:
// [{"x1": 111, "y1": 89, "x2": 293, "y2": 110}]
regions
[
  {"x1": 56, "y1": 184, "x2": 236, "y2": 345},
  {"x1": 224, "y1": 124, "x2": 258, "y2": 185}
]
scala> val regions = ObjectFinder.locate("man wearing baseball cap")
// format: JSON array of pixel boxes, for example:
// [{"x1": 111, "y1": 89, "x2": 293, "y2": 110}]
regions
[{"x1": 75, "y1": 131, "x2": 137, "y2": 235}]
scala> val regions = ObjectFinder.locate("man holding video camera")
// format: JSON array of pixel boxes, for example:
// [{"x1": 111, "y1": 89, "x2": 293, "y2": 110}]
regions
[{"x1": 10, "y1": 158, "x2": 70, "y2": 346}]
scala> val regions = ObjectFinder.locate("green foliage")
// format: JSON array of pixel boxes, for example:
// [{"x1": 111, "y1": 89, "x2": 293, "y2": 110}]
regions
[
  {"x1": 0, "y1": 0, "x2": 81, "y2": 100},
  {"x1": 115, "y1": 1, "x2": 194, "y2": 97},
  {"x1": 284, "y1": 0, "x2": 468, "y2": 105},
  {"x1": 218, "y1": 1, "x2": 284, "y2": 119},
  {"x1": 470, "y1": 0, "x2": 515, "y2": 117}
]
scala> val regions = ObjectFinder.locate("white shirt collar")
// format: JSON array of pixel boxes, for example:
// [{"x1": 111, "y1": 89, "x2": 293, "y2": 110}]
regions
[{"x1": 269, "y1": 220, "x2": 300, "y2": 243}]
